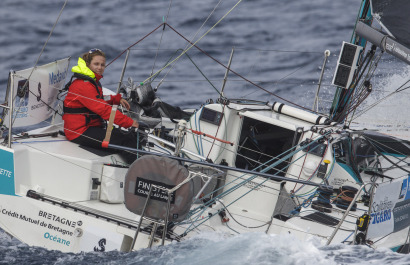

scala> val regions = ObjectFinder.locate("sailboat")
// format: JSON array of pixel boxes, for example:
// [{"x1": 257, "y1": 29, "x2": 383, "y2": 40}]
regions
[{"x1": 2, "y1": 0, "x2": 410, "y2": 253}]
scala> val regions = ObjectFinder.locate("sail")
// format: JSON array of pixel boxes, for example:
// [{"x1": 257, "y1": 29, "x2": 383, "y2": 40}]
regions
[
  {"x1": 371, "y1": 0, "x2": 410, "y2": 48},
  {"x1": 2, "y1": 58, "x2": 70, "y2": 128}
]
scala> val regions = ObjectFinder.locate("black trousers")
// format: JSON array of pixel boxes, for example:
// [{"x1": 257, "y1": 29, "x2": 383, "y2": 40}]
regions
[{"x1": 71, "y1": 126, "x2": 140, "y2": 164}]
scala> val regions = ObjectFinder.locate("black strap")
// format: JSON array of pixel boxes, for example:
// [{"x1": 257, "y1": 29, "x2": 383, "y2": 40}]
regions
[
  {"x1": 64, "y1": 73, "x2": 102, "y2": 98},
  {"x1": 277, "y1": 103, "x2": 284, "y2": 113},
  {"x1": 63, "y1": 105, "x2": 100, "y2": 119},
  {"x1": 63, "y1": 75, "x2": 75, "y2": 91},
  {"x1": 63, "y1": 105, "x2": 89, "y2": 114},
  {"x1": 63, "y1": 73, "x2": 106, "y2": 125}
]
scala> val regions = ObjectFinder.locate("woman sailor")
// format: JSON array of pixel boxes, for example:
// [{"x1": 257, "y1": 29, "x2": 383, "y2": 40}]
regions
[{"x1": 63, "y1": 48, "x2": 140, "y2": 164}]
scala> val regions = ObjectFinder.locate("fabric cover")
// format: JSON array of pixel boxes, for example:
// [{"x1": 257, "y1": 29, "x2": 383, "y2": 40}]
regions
[
  {"x1": 100, "y1": 164, "x2": 128, "y2": 203},
  {"x1": 124, "y1": 155, "x2": 193, "y2": 222}
]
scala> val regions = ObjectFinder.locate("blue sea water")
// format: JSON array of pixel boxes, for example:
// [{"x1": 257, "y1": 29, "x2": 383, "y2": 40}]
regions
[
  {"x1": 0, "y1": 0, "x2": 368, "y2": 110},
  {"x1": 1, "y1": 0, "x2": 410, "y2": 264}
]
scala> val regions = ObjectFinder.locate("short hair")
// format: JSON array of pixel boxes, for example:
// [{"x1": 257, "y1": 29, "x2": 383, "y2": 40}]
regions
[{"x1": 82, "y1": 49, "x2": 106, "y2": 66}]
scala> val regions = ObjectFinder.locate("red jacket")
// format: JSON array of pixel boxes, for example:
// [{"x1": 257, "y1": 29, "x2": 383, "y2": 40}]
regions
[{"x1": 63, "y1": 72, "x2": 134, "y2": 140}]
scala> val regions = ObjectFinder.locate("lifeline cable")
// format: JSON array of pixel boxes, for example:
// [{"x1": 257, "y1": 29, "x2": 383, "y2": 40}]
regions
[
  {"x1": 106, "y1": 23, "x2": 326, "y2": 112},
  {"x1": 165, "y1": 23, "x2": 311, "y2": 111},
  {"x1": 186, "y1": 133, "x2": 333, "y2": 218}
]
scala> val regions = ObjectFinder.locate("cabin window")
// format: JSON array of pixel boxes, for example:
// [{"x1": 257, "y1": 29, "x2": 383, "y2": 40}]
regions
[{"x1": 235, "y1": 117, "x2": 300, "y2": 177}]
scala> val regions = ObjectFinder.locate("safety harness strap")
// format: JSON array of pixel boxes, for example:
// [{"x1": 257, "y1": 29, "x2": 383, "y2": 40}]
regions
[{"x1": 63, "y1": 73, "x2": 102, "y2": 98}]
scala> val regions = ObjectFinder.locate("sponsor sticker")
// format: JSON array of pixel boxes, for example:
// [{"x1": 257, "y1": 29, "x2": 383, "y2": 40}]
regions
[
  {"x1": 0, "y1": 146, "x2": 16, "y2": 196},
  {"x1": 135, "y1": 177, "x2": 175, "y2": 203}
]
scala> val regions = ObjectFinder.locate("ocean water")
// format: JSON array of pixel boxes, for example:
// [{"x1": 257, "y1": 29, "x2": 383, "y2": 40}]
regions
[
  {"x1": 1, "y1": 0, "x2": 410, "y2": 264},
  {"x1": 0, "y1": 0, "x2": 368, "y2": 110}
]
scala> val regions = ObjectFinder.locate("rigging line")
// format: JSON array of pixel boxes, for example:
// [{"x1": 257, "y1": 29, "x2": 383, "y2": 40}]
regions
[
  {"x1": 11, "y1": 0, "x2": 68, "y2": 127},
  {"x1": 156, "y1": 0, "x2": 224, "y2": 87},
  {"x1": 219, "y1": 201, "x2": 271, "y2": 229},
  {"x1": 351, "y1": 77, "x2": 410, "y2": 121},
  {"x1": 239, "y1": 55, "x2": 322, "y2": 99},
  {"x1": 333, "y1": 49, "x2": 375, "y2": 122},
  {"x1": 121, "y1": 47, "x2": 326, "y2": 54},
  {"x1": 364, "y1": 135, "x2": 410, "y2": 160},
  {"x1": 23, "y1": 0, "x2": 68, "y2": 82},
  {"x1": 186, "y1": 164, "x2": 334, "y2": 237},
  {"x1": 184, "y1": 125, "x2": 326, "y2": 175},
  {"x1": 141, "y1": 0, "x2": 244, "y2": 85},
  {"x1": 11, "y1": 73, "x2": 62, "y2": 116},
  {"x1": 209, "y1": 134, "x2": 332, "y2": 202},
  {"x1": 184, "y1": 128, "x2": 290, "y2": 169},
  {"x1": 206, "y1": 103, "x2": 226, "y2": 159},
  {"x1": 10, "y1": 110, "x2": 142, "y2": 168},
  {"x1": 151, "y1": 0, "x2": 173, "y2": 77},
  {"x1": 162, "y1": 49, "x2": 221, "y2": 94},
  {"x1": 244, "y1": 50, "x2": 262, "y2": 77},
  {"x1": 337, "y1": 52, "x2": 381, "y2": 122},
  {"x1": 105, "y1": 79, "x2": 336, "y2": 86},
  {"x1": 345, "y1": 53, "x2": 381, "y2": 122},
  {"x1": 184, "y1": 210, "x2": 330, "y2": 239},
  {"x1": 12, "y1": 140, "x2": 130, "y2": 186},
  {"x1": 166, "y1": 24, "x2": 313, "y2": 112},
  {"x1": 63, "y1": 90, "x2": 151, "y2": 119},
  {"x1": 106, "y1": 23, "x2": 164, "y2": 68}
]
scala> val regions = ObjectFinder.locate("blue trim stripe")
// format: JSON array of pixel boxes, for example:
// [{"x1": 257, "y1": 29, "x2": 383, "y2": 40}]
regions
[{"x1": 336, "y1": 162, "x2": 361, "y2": 184}]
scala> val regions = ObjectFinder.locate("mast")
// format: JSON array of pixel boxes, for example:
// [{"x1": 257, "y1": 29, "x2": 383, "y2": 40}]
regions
[{"x1": 329, "y1": 0, "x2": 372, "y2": 123}]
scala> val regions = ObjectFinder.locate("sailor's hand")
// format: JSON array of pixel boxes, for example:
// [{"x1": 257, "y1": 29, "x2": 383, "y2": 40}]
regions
[
  {"x1": 131, "y1": 120, "x2": 139, "y2": 128},
  {"x1": 120, "y1": 98, "x2": 131, "y2": 110}
]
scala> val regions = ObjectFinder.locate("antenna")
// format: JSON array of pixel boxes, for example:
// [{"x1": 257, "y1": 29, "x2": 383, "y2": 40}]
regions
[{"x1": 220, "y1": 47, "x2": 235, "y2": 99}]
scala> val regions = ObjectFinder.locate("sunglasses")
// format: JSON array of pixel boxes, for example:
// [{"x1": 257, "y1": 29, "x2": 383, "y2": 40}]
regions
[{"x1": 89, "y1": 48, "x2": 102, "y2": 54}]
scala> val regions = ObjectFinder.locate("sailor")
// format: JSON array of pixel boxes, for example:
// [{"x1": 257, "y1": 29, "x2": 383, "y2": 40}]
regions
[{"x1": 63, "y1": 48, "x2": 140, "y2": 164}]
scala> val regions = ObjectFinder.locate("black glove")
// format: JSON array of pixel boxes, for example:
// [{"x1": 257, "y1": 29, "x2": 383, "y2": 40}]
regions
[{"x1": 137, "y1": 121, "x2": 150, "y2": 131}]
